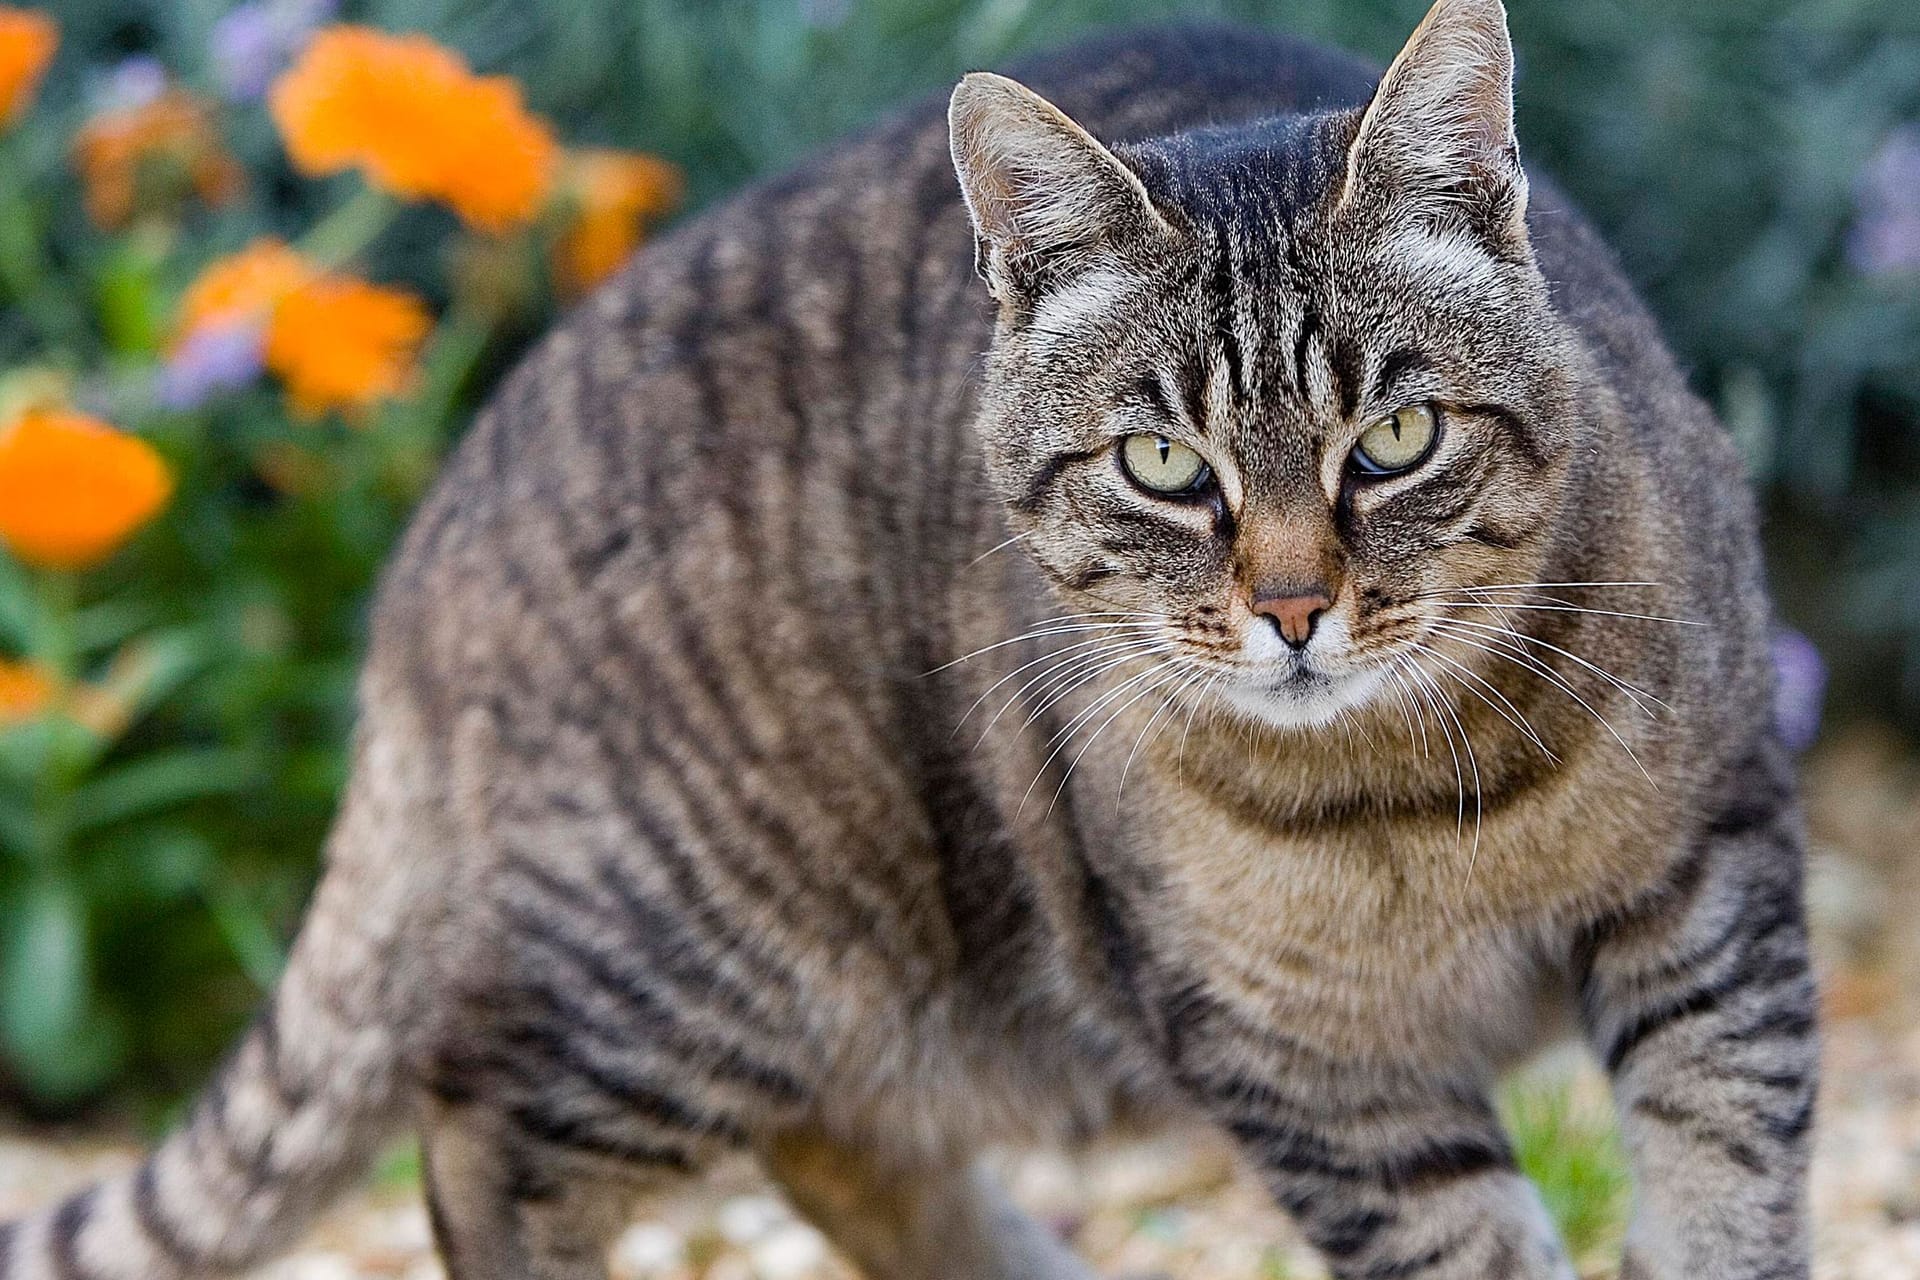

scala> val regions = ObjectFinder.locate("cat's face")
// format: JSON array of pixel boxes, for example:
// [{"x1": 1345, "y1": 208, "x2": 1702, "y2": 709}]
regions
[{"x1": 953, "y1": 0, "x2": 1582, "y2": 729}]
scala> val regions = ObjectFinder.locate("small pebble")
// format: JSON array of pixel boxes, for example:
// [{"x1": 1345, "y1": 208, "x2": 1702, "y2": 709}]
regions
[
  {"x1": 716, "y1": 1194, "x2": 789, "y2": 1245},
  {"x1": 257, "y1": 1253, "x2": 359, "y2": 1280},
  {"x1": 372, "y1": 1205, "x2": 434, "y2": 1251},
  {"x1": 750, "y1": 1222, "x2": 830, "y2": 1279},
  {"x1": 611, "y1": 1221, "x2": 688, "y2": 1275}
]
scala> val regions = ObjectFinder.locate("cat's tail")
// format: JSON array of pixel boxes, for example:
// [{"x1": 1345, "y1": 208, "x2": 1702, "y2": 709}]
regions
[{"x1": 0, "y1": 714, "x2": 441, "y2": 1280}]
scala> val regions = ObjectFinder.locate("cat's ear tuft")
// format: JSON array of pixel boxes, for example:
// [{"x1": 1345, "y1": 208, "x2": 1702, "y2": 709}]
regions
[
  {"x1": 1338, "y1": 0, "x2": 1529, "y2": 254},
  {"x1": 949, "y1": 72, "x2": 1169, "y2": 305}
]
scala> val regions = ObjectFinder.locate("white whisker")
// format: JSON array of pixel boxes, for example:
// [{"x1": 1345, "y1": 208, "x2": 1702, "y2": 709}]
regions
[
  {"x1": 1050, "y1": 661, "x2": 1195, "y2": 819},
  {"x1": 1426, "y1": 622, "x2": 1613, "y2": 717},
  {"x1": 1177, "y1": 673, "x2": 1222, "y2": 783},
  {"x1": 1404, "y1": 659, "x2": 1466, "y2": 843},
  {"x1": 1119, "y1": 664, "x2": 1211, "y2": 802},
  {"x1": 1433, "y1": 580, "x2": 1666, "y2": 593},
  {"x1": 955, "y1": 630, "x2": 1167, "y2": 739},
  {"x1": 1388, "y1": 656, "x2": 1430, "y2": 757},
  {"x1": 1425, "y1": 601, "x2": 1705, "y2": 627},
  {"x1": 1016, "y1": 659, "x2": 1179, "y2": 820},
  {"x1": 922, "y1": 615, "x2": 1163, "y2": 675},
  {"x1": 1423, "y1": 620, "x2": 1657, "y2": 788},
  {"x1": 1426, "y1": 615, "x2": 1669, "y2": 716},
  {"x1": 1419, "y1": 644, "x2": 1557, "y2": 761},
  {"x1": 1416, "y1": 658, "x2": 1481, "y2": 862},
  {"x1": 965, "y1": 531, "x2": 1029, "y2": 568},
  {"x1": 1016, "y1": 642, "x2": 1178, "y2": 735}
]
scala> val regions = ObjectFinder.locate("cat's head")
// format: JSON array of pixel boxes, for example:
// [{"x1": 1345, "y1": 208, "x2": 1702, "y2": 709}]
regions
[{"x1": 950, "y1": 0, "x2": 1588, "y2": 730}]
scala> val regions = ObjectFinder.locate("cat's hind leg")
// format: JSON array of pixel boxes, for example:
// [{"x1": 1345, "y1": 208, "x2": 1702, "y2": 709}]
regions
[
  {"x1": 422, "y1": 1104, "x2": 693, "y2": 1280},
  {"x1": 765, "y1": 1128, "x2": 1102, "y2": 1280}
]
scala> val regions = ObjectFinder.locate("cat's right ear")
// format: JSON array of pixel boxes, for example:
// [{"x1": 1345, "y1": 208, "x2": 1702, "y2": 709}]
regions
[
  {"x1": 1335, "y1": 0, "x2": 1529, "y2": 255},
  {"x1": 948, "y1": 73, "x2": 1170, "y2": 307}
]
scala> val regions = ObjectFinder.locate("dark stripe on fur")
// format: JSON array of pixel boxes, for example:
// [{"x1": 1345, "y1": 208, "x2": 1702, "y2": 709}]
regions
[
  {"x1": 48, "y1": 1189, "x2": 95, "y2": 1280},
  {"x1": 132, "y1": 1161, "x2": 205, "y2": 1270},
  {"x1": 1014, "y1": 446, "x2": 1105, "y2": 514}
]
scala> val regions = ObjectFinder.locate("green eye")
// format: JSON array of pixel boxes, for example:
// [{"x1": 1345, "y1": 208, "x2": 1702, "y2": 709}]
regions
[
  {"x1": 1121, "y1": 434, "x2": 1211, "y2": 495},
  {"x1": 1352, "y1": 404, "x2": 1440, "y2": 476}
]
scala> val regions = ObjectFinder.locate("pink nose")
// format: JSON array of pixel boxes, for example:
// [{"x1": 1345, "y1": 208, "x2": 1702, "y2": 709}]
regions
[{"x1": 1252, "y1": 591, "x2": 1333, "y2": 650}]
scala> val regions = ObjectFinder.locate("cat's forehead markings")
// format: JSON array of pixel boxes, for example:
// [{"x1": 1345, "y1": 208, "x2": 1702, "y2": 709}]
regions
[
  {"x1": 1387, "y1": 227, "x2": 1502, "y2": 290},
  {"x1": 1203, "y1": 345, "x2": 1237, "y2": 433},
  {"x1": 1027, "y1": 267, "x2": 1133, "y2": 360},
  {"x1": 1136, "y1": 366, "x2": 1202, "y2": 437},
  {"x1": 1297, "y1": 320, "x2": 1340, "y2": 420},
  {"x1": 1199, "y1": 221, "x2": 1263, "y2": 432}
]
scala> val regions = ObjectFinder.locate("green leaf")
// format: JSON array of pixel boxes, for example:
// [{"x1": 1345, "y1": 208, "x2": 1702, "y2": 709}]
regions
[
  {"x1": 0, "y1": 717, "x2": 90, "y2": 805},
  {"x1": 0, "y1": 875, "x2": 89, "y2": 1071},
  {"x1": 69, "y1": 626, "x2": 219, "y2": 768},
  {"x1": 0, "y1": 550, "x2": 50, "y2": 655},
  {"x1": 22, "y1": 1006, "x2": 126, "y2": 1104},
  {"x1": 70, "y1": 598, "x2": 163, "y2": 656},
  {"x1": 91, "y1": 231, "x2": 171, "y2": 358},
  {"x1": 204, "y1": 880, "x2": 286, "y2": 989},
  {"x1": 0, "y1": 718, "x2": 55, "y2": 793},
  {"x1": 73, "y1": 823, "x2": 216, "y2": 910},
  {"x1": 0, "y1": 796, "x2": 31, "y2": 861},
  {"x1": 108, "y1": 626, "x2": 218, "y2": 723},
  {"x1": 70, "y1": 747, "x2": 258, "y2": 834},
  {"x1": 117, "y1": 825, "x2": 217, "y2": 899}
]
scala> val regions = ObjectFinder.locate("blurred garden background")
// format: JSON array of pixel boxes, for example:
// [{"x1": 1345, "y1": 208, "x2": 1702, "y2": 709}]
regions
[{"x1": 0, "y1": 0, "x2": 1917, "y2": 1276}]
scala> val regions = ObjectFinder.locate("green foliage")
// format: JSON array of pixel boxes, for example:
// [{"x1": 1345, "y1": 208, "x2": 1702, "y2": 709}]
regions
[
  {"x1": 1502, "y1": 1077, "x2": 1632, "y2": 1266},
  {"x1": 373, "y1": 1140, "x2": 423, "y2": 1191},
  {"x1": 0, "y1": 0, "x2": 1912, "y2": 1109}
]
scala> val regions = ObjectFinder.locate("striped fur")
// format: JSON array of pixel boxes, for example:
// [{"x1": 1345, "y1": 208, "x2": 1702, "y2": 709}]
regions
[{"x1": 0, "y1": 1, "x2": 1812, "y2": 1277}]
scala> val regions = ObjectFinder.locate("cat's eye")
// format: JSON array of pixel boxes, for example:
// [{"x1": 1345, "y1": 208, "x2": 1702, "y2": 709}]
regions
[
  {"x1": 1120, "y1": 434, "x2": 1212, "y2": 495},
  {"x1": 1351, "y1": 404, "x2": 1440, "y2": 477}
]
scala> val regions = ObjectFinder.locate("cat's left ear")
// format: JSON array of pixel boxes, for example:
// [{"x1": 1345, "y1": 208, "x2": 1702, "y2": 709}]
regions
[
  {"x1": 1337, "y1": 0, "x2": 1529, "y2": 256},
  {"x1": 949, "y1": 72, "x2": 1172, "y2": 307}
]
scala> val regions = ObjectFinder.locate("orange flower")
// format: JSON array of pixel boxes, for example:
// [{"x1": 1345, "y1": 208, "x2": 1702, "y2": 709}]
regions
[
  {"x1": 176, "y1": 238, "x2": 315, "y2": 333},
  {"x1": 265, "y1": 276, "x2": 430, "y2": 416},
  {"x1": 553, "y1": 149, "x2": 683, "y2": 294},
  {"x1": 73, "y1": 87, "x2": 243, "y2": 229},
  {"x1": 0, "y1": 409, "x2": 173, "y2": 570},
  {"x1": 177, "y1": 238, "x2": 431, "y2": 417},
  {"x1": 0, "y1": 7, "x2": 56, "y2": 128},
  {"x1": 269, "y1": 26, "x2": 558, "y2": 234},
  {"x1": 0, "y1": 657, "x2": 55, "y2": 724}
]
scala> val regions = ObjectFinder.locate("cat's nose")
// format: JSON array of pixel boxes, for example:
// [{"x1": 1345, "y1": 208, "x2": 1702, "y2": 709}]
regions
[{"x1": 1252, "y1": 589, "x2": 1333, "y2": 651}]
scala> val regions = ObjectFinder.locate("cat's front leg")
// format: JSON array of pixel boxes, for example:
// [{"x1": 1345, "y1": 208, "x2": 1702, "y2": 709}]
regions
[
  {"x1": 1577, "y1": 747, "x2": 1818, "y2": 1280},
  {"x1": 1197, "y1": 1062, "x2": 1575, "y2": 1278}
]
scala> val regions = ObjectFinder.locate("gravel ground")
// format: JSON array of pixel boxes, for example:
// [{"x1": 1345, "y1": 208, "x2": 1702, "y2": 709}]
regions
[{"x1": 2, "y1": 726, "x2": 1917, "y2": 1280}]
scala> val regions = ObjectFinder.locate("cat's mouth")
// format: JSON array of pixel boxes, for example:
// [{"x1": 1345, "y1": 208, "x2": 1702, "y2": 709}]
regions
[
  {"x1": 1272, "y1": 662, "x2": 1323, "y2": 690},
  {"x1": 1216, "y1": 655, "x2": 1388, "y2": 730}
]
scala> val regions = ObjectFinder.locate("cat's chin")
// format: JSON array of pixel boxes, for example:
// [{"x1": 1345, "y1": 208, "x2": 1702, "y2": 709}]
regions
[{"x1": 1215, "y1": 664, "x2": 1390, "y2": 731}]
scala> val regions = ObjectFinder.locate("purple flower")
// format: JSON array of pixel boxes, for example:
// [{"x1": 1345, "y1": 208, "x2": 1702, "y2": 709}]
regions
[
  {"x1": 211, "y1": 0, "x2": 338, "y2": 103},
  {"x1": 155, "y1": 323, "x2": 266, "y2": 411},
  {"x1": 1848, "y1": 124, "x2": 1920, "y2": 279},
  {"x1": 93, "y1": 56, "x2": 168, "y2": 115},
  {"x1": 1771, "y1": 628, "x2": 1827, "y2": 754},
  {"x1": 210, "y1": 6, "x2": 279, "y2": 103}
]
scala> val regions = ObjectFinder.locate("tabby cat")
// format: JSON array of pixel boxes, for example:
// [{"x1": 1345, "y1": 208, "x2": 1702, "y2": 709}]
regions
[{"x1": 0, "y1": 1, "x2": 1816, "y2": 1277}]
